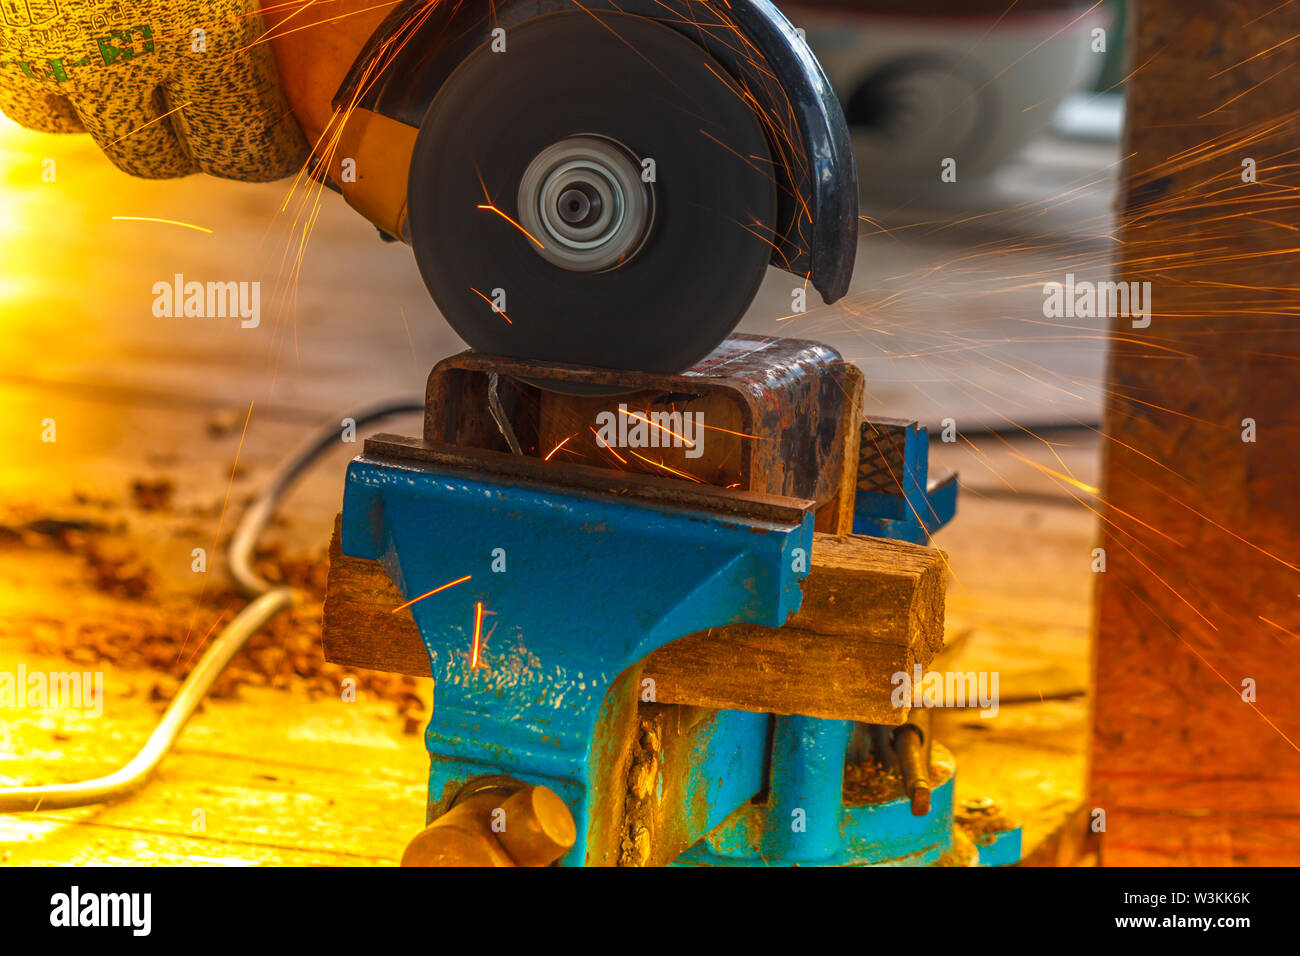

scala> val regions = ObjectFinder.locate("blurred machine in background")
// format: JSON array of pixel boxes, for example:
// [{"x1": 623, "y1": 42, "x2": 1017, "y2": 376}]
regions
[{"x1": 788, "y1": 0, "x2": 1119, "y2": 200}]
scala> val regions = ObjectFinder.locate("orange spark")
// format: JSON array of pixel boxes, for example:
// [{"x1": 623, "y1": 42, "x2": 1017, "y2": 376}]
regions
[
  {"x1": 590, "y1": 426, "x2": 627, "y2": 463},
  {"x1": 1260, "y1": 616, "x2": 1300, "y2": 641},
  {"x1": 471, "y1": 601, "x2": 485, "y2": 669},
  {"x1": 105, "y1": 101, "x2": 191, "y2": 147},
  {"x1": 1007, "y1": 451, "x2": 1101, "y2": 495},
  {"x1": 1209, "y1": 28, "x2": 1300, "y2": 78},
  {"x1": 471, "y1": 287, "x2": 512, "y2": 324},
  {"x1": 626, "y1": 449, "x2": 705, "y2": 483},
  {"x1": 392, "y1": 574, "x2": 473, "y2": 614},
  {"x1": 545, "y1": 435, "x2": 577, "y2": 461},
  {"x1": 232, "y1": 0, "x2": 403, "y2": 56},
  {"x1": 621, "y1": 409, "x2": 696, "y2": 448},
  {"x1": 111, "y1": 216, "x2": 213, "y2": 234},
  {"x1": 1127, "y1": 587, "x2": 1296, "y2": 754},
  {"x1": 182, "y1": 605, "x2": 230, "y2": 670},
  {"x1": 701, "y1": 422, "x2": 766, "y2": 440},
  {"x1": 477, "y1": 203, "x2": 546, "y2": 249}
]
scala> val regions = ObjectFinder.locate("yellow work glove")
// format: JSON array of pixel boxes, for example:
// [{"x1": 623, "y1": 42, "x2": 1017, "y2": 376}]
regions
[{"x1": 0, "y1": 0, "x2": 308, "y2": 180}]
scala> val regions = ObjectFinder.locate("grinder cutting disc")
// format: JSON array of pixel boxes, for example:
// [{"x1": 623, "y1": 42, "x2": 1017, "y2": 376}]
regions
[{"x1": 406, "y1": 11, "x2": 777, "y2": 375}]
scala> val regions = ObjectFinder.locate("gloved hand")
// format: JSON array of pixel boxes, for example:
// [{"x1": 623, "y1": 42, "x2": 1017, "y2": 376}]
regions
[{"x1": 0, "y1": 0, "x2": 308, "y2": 180}]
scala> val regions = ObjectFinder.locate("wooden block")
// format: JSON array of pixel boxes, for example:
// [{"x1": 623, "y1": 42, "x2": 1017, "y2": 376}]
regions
[
  {"x1": 324, "y1": 524, "x2": 947, "y2": 725},
  {"x1": 781, "y1": 532, "x2": 944, "y2": 645},
  {"x1": 323, "y1": 516, "x2": 429, "y2": 678},
  {"x1": 322, "y1": 522, "x2": 946, "y2": 723},
  {"x1": 643, "y1": 532, "x2": 946, "y2": 724}
]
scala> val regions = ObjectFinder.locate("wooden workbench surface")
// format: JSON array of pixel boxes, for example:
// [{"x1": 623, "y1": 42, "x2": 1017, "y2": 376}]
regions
[{"x1": 0, "y1": 424, "x2": 1096, "y2": 866}]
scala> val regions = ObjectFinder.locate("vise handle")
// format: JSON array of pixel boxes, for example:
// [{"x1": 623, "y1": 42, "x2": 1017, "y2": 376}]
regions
[{"x1": 401, "y1": 776, "x2": 576, "y2": 867}]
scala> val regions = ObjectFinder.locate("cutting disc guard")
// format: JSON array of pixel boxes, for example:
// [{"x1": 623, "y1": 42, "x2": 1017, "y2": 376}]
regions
[{"x1": 406, "y1": 11, "x2": 778, "y2": 375}]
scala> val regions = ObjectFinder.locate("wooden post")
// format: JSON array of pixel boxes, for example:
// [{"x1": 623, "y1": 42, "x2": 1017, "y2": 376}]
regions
[{"x1": 1090, "y1": 0, "x2": 1300, "y2": 865}]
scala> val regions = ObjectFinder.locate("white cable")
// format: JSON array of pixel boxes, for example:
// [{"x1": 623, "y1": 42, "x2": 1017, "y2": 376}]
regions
[{"x1": 0, "y1": 399, "x2": 423, "y2": 812}]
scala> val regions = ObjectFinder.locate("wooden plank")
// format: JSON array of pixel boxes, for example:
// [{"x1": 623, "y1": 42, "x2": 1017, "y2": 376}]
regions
[
  {"x1": 323, "y1": 515, "x2": 429, "y2": 677},
  {"x1": 644, "y1": 533, "x2": 946, "y2": 723},
  {"x1": 642, "y1": 621, "x2": 926, "y2": 724},
  {"x1": 777, "y1": 532, "x2": 945, "y2": 645},
  {"x1": 1090, "y1": 0, "x2": 1300, "y2": 866},
  {"x1": 325, "y1": 518, "x2": 946, "y2": 724}
]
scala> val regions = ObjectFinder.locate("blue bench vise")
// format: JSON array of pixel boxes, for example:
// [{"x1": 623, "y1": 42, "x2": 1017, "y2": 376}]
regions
[{"x1": 322, "y1": 335, "x2": 1020, "y2": 866}]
